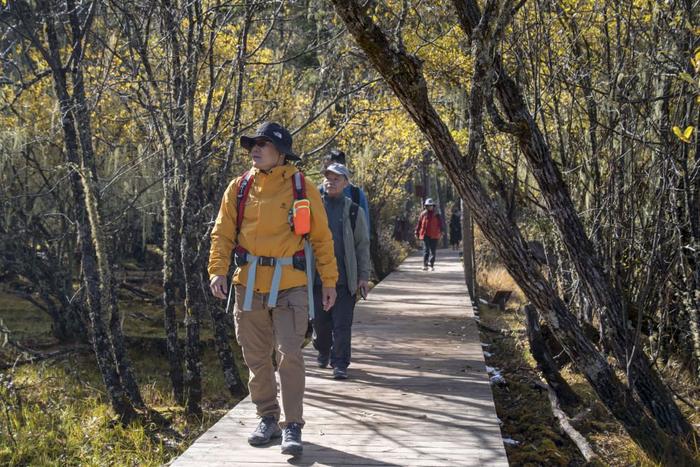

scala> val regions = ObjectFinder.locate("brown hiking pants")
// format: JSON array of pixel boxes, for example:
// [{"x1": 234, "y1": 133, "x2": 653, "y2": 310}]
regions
[{"x1": 233, "y1": 284, "x2": 308, "y2": 427}]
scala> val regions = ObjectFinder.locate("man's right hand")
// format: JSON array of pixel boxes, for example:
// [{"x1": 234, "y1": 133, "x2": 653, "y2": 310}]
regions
[{"x1": 210, "y1": 275, "x2": 228, "y2": 300}]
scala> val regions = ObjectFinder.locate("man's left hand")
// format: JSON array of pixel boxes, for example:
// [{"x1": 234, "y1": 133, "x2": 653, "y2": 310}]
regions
[
  {"x1": 322, "y1": 287, "x2": 337, "y2": 311},
  {"x1": 358, "y1": 280, "x2": 369, "y2": 299}
]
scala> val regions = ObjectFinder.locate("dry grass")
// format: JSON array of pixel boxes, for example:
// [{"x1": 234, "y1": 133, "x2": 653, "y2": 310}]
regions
[
  {"x1": 473, "y1": 226, "x2": 526, "y2": 306},
  {"x1": 477, "y1": 265, "x2": 526, "y2": 305}
]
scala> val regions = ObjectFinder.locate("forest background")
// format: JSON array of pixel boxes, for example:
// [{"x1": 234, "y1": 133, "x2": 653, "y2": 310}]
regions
[{"x1": 0, "y1": 0, "x2": 699, "y2": 464}]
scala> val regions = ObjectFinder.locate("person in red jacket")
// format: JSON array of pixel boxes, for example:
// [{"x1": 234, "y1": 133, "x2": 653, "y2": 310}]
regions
[{"x1": 414, "y1": 198, "x2": 443, "y2": 271}]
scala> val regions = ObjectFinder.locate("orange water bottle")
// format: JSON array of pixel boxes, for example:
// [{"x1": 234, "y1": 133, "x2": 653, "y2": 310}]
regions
[{"x1": 292, "y1": 199, "x2": 311, "y2": 236}]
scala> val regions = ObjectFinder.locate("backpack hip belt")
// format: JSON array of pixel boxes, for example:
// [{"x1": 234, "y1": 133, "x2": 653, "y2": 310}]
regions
[
  {"x1": 233, "y1": 246, "x2": 310, "y2": 313},
  {"x1": 242, "y1": 253, "x2": 292, "y2": 313}
]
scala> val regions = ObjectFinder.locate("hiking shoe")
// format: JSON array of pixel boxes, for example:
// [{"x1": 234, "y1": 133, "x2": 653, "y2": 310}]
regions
[
  {"x1": 333, "y1": 368, "x2": 348, "y2": 380},
  {"x1": 317, "y1": 354, "x2": 329, "y2": 369},
  {"x1": 247, "y1": 415, "x2": 281, "y2": 446},
  {"x1": 280, "y1": 422, "x2": 303, "y2": 455},
  {"x1": 431, "y1": 266, "x2": 435, "y2": 271},
  {"x1": 422, "y1": 266, "x2": 428, "y2": 271}
]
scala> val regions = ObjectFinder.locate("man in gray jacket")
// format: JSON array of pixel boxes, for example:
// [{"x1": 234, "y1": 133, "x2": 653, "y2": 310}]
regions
[{"x1": 314, "y1": 163, "x2": 371, "y2": 379}]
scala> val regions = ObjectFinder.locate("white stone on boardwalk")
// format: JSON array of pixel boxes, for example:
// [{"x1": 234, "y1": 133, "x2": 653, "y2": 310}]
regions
[{"x1": 172, "y1": 249, "x2": 509, "y2": 466}]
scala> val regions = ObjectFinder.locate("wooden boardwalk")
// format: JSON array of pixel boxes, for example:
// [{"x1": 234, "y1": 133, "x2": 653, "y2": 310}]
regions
[{"x1": 173, "y1": 249, "x2": 508, "y2": 466}]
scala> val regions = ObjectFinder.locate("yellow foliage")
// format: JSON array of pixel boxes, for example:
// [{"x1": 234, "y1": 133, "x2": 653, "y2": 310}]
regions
[
  {"x1": 692, "y1": 48, "x2": 700, "y2": 73},
  {"x1": 673, "y1": 126, "x2": 694, "y2": 143}
]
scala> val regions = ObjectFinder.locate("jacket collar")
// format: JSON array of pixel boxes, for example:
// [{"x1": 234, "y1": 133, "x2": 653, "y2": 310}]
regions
[{"x1": 249, "y1": 164, "x2": 298, "y2": 180}]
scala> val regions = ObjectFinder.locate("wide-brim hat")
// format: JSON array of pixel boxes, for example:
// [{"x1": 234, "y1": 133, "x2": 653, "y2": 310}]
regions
[{"x1": 240, "y1": 121, "x2": 300, "y2": 161}]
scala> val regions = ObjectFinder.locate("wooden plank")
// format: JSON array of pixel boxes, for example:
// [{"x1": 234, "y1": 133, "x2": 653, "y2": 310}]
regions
[{"x1": 171, "y1": 250, "x2": 509, "y2": 466}]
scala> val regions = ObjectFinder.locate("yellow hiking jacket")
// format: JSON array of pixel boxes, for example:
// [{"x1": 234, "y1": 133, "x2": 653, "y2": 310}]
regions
[{"x1": 208, "y1": 164, "x2": 338, "y2": 292}]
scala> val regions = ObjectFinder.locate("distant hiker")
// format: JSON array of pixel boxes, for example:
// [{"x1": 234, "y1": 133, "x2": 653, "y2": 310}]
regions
[
  {"x1": 320, "y1": 149, "x2": 370, "y2": 235},
  {"x1": 415, "y1": 198, "x2": 443, "y2": 271},
  {"x1": 313, "y1": 163, "x2": 370, "y2": 380},
  {"x1": 208, "y1": 121, "x2": 338, "y2": 456},
  {"x1": 449, "y1": 205, "x2": 462, "y2": 251}
]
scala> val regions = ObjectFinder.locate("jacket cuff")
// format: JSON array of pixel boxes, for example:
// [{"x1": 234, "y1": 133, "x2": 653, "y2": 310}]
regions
[{"x1": 208, "y1": 268, "x2": 228, "y2": 279}]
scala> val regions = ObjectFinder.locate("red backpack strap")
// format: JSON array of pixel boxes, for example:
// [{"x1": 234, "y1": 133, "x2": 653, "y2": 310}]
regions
[
  {"x1": 291, "y1": 171, "x2": 306, "y2": 200},
  {"x1": 236, "y1": 170, "x2": 255, "y2": 235}
]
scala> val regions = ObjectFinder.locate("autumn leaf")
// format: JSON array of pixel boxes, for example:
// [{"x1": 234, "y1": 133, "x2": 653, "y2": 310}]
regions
[
  {"x1": 672, "y1": 126, "x2": 695, "y2": 143},
  {"x1": 692, "y1": 49, "x2": 700, "y2": 73}
]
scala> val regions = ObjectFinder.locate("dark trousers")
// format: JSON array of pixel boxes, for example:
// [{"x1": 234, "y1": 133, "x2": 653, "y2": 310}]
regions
[
  {"x1": 312, "y1": 285, "x2": 355, "y2": 370},
  {"x1": 423, "y1": 238, "x2": 438, "y2": 267}
]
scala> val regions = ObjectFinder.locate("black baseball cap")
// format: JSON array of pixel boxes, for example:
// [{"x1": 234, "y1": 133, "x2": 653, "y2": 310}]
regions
[{"x1": 240, "y1": 122, "x2": 300, "y2": 161}]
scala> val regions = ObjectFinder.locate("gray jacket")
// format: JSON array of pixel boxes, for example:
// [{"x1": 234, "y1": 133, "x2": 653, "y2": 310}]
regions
[{"x1": 336, "y1": 197, "x2": 371, "y2": 295}]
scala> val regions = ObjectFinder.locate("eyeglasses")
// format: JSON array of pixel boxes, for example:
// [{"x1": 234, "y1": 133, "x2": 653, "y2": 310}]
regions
[{"x1": 254, "y1": 140, "x2": 269, "y2": 148}]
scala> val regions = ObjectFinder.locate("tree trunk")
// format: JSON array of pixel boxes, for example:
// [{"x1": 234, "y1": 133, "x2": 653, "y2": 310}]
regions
[
  {"x1": 163, "y1": 166, "x2": 185, "y2": 404},
  {"x1": 524, "y1": 305, "x2": 580, "y2": 408},
  {"x1": 435, "y1": 173, "x2": 449, "y2": 249},
  {"x1": 461, "y1": 199, "x2": 476, "y2": 301},
  {"x1": 80, "y1": 165, "x2": 145, "y2": 409},
  {"x1": 34, "y1": 0, "x2": 137, "y2": 422},
  {"x1": 157, "y1": 0, "x2": 204, "y2": 416},
  {"x1": 180, "y1": 174, "x2": 204, "y2": 417},
  {"x1": 558, "y1": 9, "x2": 603, "y2": 251},
  {"x1": 329, "y1": 0, "x2": 695, "y2": 461},
  {"x1": 369, "y1": 204, "x2": 385, "y2": 279},
  {"x1": 65, "y1": 0, "x2": 144, "y2": 409}
]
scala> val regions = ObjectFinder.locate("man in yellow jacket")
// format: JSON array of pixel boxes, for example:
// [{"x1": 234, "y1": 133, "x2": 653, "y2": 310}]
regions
[{"x1": 208, "y1": 122, "x2": 338, "y2": 456}]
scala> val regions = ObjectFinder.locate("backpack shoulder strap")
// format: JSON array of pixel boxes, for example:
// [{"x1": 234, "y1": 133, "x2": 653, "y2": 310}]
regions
[
  {"x1": 419, "y1": 210, "x2": 428, "y2": 228},
  {"x1": 292, "y1": 171, "x2": 307, "y2": 200},
  {"x1": 351, "y1": 184, "x2": 360, "y2": 205},
  {"x1": 236, "y1": 170, "x2": 255, "y2": 235},
  {"x1": 349, "y1": 201, "x2": 359, "y2": 232}
]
